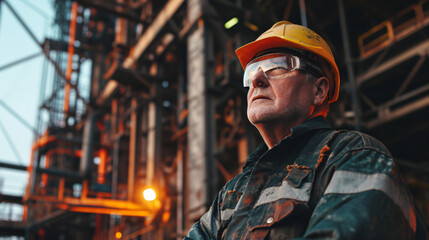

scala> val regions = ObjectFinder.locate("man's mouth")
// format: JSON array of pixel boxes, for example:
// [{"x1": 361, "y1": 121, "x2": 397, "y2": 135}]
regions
[{"x1": 252, "y1": 95, "x2": 269, "y2": 102}]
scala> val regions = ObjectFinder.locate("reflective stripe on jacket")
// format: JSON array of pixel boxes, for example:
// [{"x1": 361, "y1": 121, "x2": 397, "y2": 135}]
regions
[{"x1": 185, "y1": 117, "x2": 426, "y2": 240}]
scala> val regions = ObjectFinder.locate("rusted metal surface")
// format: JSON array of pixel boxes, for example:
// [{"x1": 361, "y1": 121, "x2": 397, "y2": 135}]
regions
[
  {"x1": 128, "y1": 98, "x2": 138, "y2": 201},
  {"x1": 186, "y1": 15, "x2": 207, "y2": 226},
  {"x1": 98, "y1": 0, "x2": 185, "y2": 105}
]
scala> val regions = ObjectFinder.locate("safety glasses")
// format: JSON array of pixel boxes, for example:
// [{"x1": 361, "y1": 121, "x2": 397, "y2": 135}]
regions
[{"x1": 243, "y1": 53, "x2": 325, "y2": 87}]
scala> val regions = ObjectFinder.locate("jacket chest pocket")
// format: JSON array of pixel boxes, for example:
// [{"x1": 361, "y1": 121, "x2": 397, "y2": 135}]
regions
[
  {"x1": 245, "y1": 199, "x2": 312, "y2": 240},
  {"x1": 245, "y1": 176, "x2": 313, "y2": 239}
]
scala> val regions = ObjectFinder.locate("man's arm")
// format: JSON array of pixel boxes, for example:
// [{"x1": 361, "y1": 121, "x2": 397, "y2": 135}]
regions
[
  {"x1": 185, "y1": 201, "x2": 221, "y2": 240},
  {"x1": 184, "y1": 178, "x2": 239, "y2": 240},
  {"x1": 298, "y1": 148, "x2": 418, "y2": 239}
]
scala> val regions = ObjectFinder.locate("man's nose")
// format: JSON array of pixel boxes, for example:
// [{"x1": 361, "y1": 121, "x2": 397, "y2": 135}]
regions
[{"x1": 251, "y1": 68, "x2": 269, "y2": 88}]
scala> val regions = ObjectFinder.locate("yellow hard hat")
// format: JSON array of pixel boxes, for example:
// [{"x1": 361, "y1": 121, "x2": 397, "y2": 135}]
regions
[{"x1": 236, "y1": 21, "x2": 340, "y2": 103}]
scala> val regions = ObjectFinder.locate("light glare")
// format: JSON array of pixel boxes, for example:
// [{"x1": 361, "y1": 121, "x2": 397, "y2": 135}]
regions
[
  {"x1": 143, "y1": 188, "x2": 156, "y2": 201},
  {"x1": 225, "y1": 17, "x2": 239, "y2": 29}
]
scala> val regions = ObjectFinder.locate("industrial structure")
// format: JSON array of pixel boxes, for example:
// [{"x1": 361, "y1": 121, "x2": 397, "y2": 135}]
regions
[{"x1": 0, "y1": 0, "x2": 428, "y2": 239}]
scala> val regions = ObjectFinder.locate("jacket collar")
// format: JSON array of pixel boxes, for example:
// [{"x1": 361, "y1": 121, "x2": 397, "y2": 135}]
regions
[
  {"x1": 242, "y1": 117, "x2": 331, "y2": 172},
  {"x1": 289, "y1": 116, "x2": 331, "y2": 138}
]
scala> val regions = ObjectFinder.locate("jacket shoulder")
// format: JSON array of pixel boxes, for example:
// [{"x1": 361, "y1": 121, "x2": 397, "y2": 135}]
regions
[
  {"x1": 327, "y1": 130, "x2": 395, "y2": 175},
  {"x1": 331, "y1": 130, "x2": 392, "y2": 156}
]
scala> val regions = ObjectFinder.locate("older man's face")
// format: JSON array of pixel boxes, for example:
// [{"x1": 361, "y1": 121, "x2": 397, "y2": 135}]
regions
[{"x1": 246, "y1": 66, "x2": 315, "y2": 127}]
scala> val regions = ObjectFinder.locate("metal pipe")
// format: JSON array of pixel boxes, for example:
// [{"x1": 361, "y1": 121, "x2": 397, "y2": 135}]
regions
[
  {"x1": 337, "y1": 0, "x2": 362, "y2": 130},
  {"x1": 35, "y1": 48, "x2": 49, "y2": 137},
  {"x1": 28, "y1": 148, "x2": 39, "y2": 196},
  {"x1": 204, "y1": 25, "x2": 217, "y2": 206},
  {"x1": 128, "y1": 97, "x2": 138, "y2": 201},
  {"x1": 283, "y1": 0, "x2": 294, "y2": 21},
  {"x1": 64, "y1": 2, "x2": 78, "y2": 115},
  {"x1": 80, "y1": 111, "x2": 99, "y2": 177},
  {"x1": 111, "y1": 100, "x2": 119, "y2": 199},
  {"x1": 299, "y1": 0, "x2": 308, "y2": 27},
  {"x1": 176, "y1": 143, "x2": 184, "y2": 240},
  {"x1": 146, "y1": 101, "x2": 156, "y2": 185},
  {"x1": 36, "y1": 168, "x2": 82, "y2": 179}
]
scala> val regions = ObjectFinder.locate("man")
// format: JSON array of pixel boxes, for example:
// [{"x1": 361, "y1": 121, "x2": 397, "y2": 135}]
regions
[{"x1": 185, "y1": 21, "x2": 427, "y2": 239}]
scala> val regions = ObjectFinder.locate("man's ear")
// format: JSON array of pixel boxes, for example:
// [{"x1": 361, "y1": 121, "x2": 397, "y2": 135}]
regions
[{"x1": 313, "y1": 77, "x2": 329, "y2": 105}]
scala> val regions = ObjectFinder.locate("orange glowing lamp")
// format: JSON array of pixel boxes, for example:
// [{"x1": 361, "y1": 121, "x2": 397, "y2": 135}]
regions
[
  {"x1": 143, "y1": 188, "x2": 157, "y2": 201},
  {"x1": 115, "y1": 231, "x2": 122, "y2": 239}
]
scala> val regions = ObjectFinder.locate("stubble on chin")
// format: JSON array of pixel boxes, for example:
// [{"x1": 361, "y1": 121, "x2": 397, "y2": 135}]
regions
[
  {"x1": 247, "y1": 107, "x2": 281, "y2": 126},
  {"x1": 247, "y1": 105, "x2": 305, "y2": 127}
]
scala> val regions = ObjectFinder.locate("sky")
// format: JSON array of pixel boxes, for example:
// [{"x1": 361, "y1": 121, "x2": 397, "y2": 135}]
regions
[{"x1": 0, "y1": 0, "x2": 54, "y2": 200}]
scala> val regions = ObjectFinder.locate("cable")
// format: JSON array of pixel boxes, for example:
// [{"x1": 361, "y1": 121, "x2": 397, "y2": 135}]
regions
[
  {"x1": 0, "y1": 119, "x2": 25, "y2": 166},
  {"x1": 15, "y1": 0, "x2": 51, "y2": 21},
  {"x1": 0, "y1": 51, "x2": 43, "y2": 72},
  {"x1": 0, "y1": 99, "x2": 36, "y2": 134}
]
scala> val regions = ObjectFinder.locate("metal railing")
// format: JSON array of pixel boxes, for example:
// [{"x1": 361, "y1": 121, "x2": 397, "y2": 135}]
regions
[{"x1": 358, "y1": 0, "x2": 429, "y2": 58}]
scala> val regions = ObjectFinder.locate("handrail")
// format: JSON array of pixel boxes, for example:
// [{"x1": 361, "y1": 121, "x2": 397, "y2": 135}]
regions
[{"x1": 359, "y1": 0, "x2": 429, "y2": 58}]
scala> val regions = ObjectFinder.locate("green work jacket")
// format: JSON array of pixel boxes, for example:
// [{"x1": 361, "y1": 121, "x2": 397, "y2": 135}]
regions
[{"x1": 185, "y1": 117, "x2": 426, "y2": 239}]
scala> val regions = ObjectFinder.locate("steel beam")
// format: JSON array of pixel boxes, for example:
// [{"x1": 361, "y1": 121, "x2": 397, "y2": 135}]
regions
[
  {"x1": 27, "y1": 195, "x2": 161, "y2": 217},
  {"x1": 357, "y1": 39, "x2": 429, "y2": 85},
  {"x1": 0, "y1": 220, "x2": 27, "y2": 236},
  {"x1": 185, "y1": 0, "x2": 215, "y2": 227},
  {"x1": 299, "y1": 0, "x2": 308, "y2": 27},
  {"x1": 146, "y1": 101, "x2": 157, "y2": 185},
  {"x1": 63, "y1": 2, "x2": 78, "y2": 115},
  {"x1": 0, "y1": 161, "x2": 27, "y2": 171},
  {"x1": 57, "y1": 206, "x2": 152, "y2": 217},
  {"x1": 128, "y1": 98, "x2": 138, "y2": 201},
  {"x1": 0, "y1": 194, "x2": 22, "y2": 203},
  {"x1": 122, "y1": 0, "x2": 184, "y2": 68},
  {"x1": 75, "y1": 0, "x2": 149, "y2": 24},
  {"x1": 338, "y1": 0, "x2": 362, "y2": 130},
  {"x1": 395, "y1": 54, "x2": 425, "y2": 97},
  {"x1": 365, "y1": 95, "x2": 429, "y2": 129},
  {"x1": 36, "y1": 167, "x2": 82, "y2": 179},
  {"x1": 98, "y1": 0, "x2": 185, "y2": 104},
  {"x1": 80, "y1": 111, "x2": 99, "y2": 177}
]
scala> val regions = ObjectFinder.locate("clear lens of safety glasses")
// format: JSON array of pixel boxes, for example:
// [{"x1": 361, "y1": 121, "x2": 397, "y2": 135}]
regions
[{"x1": 243, "y1": 53, "x2": 323, "y2": 87}]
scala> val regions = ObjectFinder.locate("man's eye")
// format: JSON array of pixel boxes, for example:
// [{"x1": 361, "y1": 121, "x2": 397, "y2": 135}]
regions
[{"x1": 265, "y1": 67, "x2": 288, "y2": 76}]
